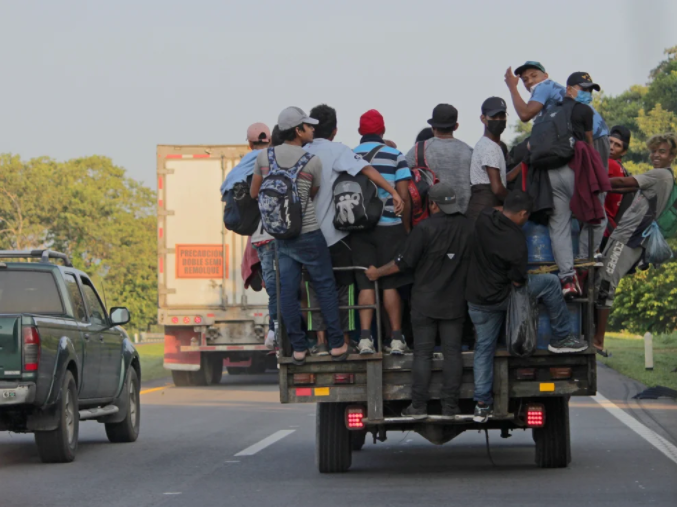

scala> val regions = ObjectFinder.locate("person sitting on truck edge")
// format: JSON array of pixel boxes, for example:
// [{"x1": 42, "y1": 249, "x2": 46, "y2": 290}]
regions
[
  {"x1": 250, "y1": 107, "x2": 349, "y2": 365},
  {"x1": 303, "y1": 104, "x2": 404, "y2": 356},
  {"x1": 405, "y1": 104, "x2": 473, "y2": 214},
  {"x1": 352, "y1": 109, "x2": 413, "y2": 356},
  {"x1": 504, "y1": 61, "x2": 565, "y2": 124},
  {"x1": 467, "y1": 191, "x2": 587, "y2": 423},
  {"x1": 594, "y1": 133, "x2": 677, "y2": 356},
  {"x1": 366, "y1": 183, "x2": 473, "y2": 419},
  {"x1": 467, "y1": 97, "x2": 523, "y2": 223}
]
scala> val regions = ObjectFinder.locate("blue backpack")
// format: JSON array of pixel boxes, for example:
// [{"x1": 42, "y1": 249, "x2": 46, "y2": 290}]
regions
[{"x1": 258, "y1": 147, "x2": 314, "y2": 239}]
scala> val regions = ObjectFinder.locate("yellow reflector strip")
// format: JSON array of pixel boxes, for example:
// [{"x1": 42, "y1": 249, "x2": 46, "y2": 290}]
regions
[
  {"x1": 314, "y1": 387, "x2": 330, "y2": 396},
  {"x1": 540, "y1": 383, "x2": 555, "y2": 392}
]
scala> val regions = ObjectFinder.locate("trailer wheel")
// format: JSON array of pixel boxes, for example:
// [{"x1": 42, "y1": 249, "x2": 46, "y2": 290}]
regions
[
  {"x1": 534, "y1": 397, "x2": 571, "y2": 468},
  {"x1": 171, "y1": 370, "x2": 192, "y2": 387},
  {"x1": 351, "y1": 430, "x2": 367, "y2": 451},
  {"x1": 210, "y1": 357, "x2": 224, "y2": 385},
  {"x1": 316, "y1": 402, "x2": 351, "y2": 473}
]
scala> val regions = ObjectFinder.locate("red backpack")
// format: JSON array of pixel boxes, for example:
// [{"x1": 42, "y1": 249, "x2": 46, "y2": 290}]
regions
[{"x1": 408, "y1": 141, "x2": 440, "y2": 226}]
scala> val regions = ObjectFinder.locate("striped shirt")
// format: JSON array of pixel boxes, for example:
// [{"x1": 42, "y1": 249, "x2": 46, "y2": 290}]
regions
[
  {"x1": 254, "y1": 144, "x2": 321, "y2": 235},
  {"x1": 354, "y1": 135, "x2": 411, "y2": 226}
]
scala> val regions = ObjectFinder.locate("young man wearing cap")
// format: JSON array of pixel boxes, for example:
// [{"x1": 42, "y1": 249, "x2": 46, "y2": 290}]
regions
[
  {"x1": 504, "y1": 61, "x2": 565, "y2": 124},
  {"x1": 251, "y1": 107, "x2": 348, "y2": 364},
  {"x1": 467, "y1": 97, "x2": 522, "y2": 223},
  {"x1": 352, "y1": 109, "x2": 413, "y2": 355},
  {"x1": 302, "y1": 104, "x2": 404, "y2": 355},
  {"x1": 594, "y1": 133, "x2": 677, "y2": 356},
  {"x1": 467, "y1": 191, "x2": 587, "y2": 423},
  {"x1": 365, "y1": 182, "x2": 473, "y2": 418},
  {"x1": 405, "y1": 104, "x2": 473, "y2": 214}
]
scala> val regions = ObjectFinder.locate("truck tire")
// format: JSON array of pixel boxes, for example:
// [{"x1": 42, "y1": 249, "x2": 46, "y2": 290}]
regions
[
  {"x1": 534, "y1": 397, "x2": 571, "y2": 468},
  {"x1": 351, "y1": 430, "x2": 367, "y2": 451},
  {"x1": 105, "y1": 367, "x2": 140, "y2": 443},
  {"x1": 210, "y1": 357, "x2": 224, "y2": 385},
  {"x1": 35, "y1": 370, "x2": 79, "y2": 463},
  {"x1": 172, "y1": 370, "x2": 192, "y2": 387},
  {"x1": 188, "y1": 353, "x2": 218, "y2": 386},
  {"x1": 316, "y1": 402, "x2": 351, "y2": 473},
  {"x1": 248, "y1": 354, "x2": 267, "y2": 374}
]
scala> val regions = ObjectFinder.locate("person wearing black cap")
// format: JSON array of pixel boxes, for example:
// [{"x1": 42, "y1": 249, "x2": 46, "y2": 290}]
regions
[
  {"x1": 405, "y1": 104, "x2": 473, "y2": 214},
  {"x1": 504, "y1": 61, "x2": 566, "y2": 124},
  {"x1": 467, "y1": 97, "x2": 523, "y2": 223},
  {"x1": 365, "y1": 182, "x2": 473, "y2": 419}
]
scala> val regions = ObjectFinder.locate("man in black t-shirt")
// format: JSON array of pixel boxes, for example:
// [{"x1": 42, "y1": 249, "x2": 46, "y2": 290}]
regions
[{"x1": 365, "y1": 183, "x2": 473, "y2": 419}]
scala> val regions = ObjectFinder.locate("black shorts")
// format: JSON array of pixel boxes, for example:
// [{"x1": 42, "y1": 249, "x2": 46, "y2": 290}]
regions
[{"x1": 352, "y1": 224, "x2": 413, "y2": 291}]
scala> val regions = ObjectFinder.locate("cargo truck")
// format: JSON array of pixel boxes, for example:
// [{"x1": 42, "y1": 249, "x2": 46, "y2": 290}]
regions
[{"x1": 157, "y1": 145, "x2": 274, "y2": 386}]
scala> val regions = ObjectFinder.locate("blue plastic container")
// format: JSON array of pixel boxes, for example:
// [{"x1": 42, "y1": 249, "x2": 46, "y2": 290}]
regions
[
  {"x1": 536, "y1": 303, "x2": 582, "y2": 350},
  {"x1": 523, "y1": 220, "x2": 580, "y2": 263}
]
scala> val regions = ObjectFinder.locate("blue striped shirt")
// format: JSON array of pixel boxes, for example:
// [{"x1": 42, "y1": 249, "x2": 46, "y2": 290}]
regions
[{"x1": 354, "y1": 136, "x2": 411, "y2": 225}]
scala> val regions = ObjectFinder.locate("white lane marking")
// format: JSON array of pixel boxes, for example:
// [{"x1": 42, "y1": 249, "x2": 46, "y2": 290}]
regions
[
  {"x1": 593, "y1": 393, "x2": 677, "y2": 465},
  {"x1": 163, "y1": 492, "x2": 182, "y2": 495},
  {"x1": 234, "y1": 430, "x2": 296, "y2": 456}
]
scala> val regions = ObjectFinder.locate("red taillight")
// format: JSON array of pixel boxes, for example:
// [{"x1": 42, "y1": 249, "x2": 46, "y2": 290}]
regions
[
  {"x1": 22, "y1": 326, "x2": 41, "y2": 372},
  {"x1": 550, "y1": 367, "x2": 572, "y2": 380},
  {"x1": 171, "y1": 317, "x2": 179, "y2": 324},
  {"x1": 333, "y1": 373, "x2": 355, "y2": 384},
  {"x1": 293, "y1": 373, "x2": 315, "y2": 385},
  {"x1": 526, "y1": 404, "x2": 545, "y2": 428},
  {"x1": 515, "y1": 368, "x2": 536, "y2": 380},
  {"x1": 183, "y1": 317, "x2": 191, "y2": 324},
  {"x1": 345, "y1": 406, "x2": 365, "y2": 430},
  {"x1": 194, "y1": 316, "x2": 202, "y2": 324}
]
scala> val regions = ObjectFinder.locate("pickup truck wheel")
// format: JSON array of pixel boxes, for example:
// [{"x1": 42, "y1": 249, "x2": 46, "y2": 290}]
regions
[
  {"x1": 172, "y1": 370, "x2": 192, "y2": 387},
  {"x1": 534, "y1": 397, "x2": 571, "y2": 468},
  {"x1": 351, "y1": 430, "x2": 367, "y2": 451},
  {"x1": 105, "y1": 367, "x2": 140, "y2": 443},
  {"x1": 316, "y1": 402, "x2": 351, "y2": 473},
  {"x1": 35, "y1": 370, "x2": 79, "y2": 463}
]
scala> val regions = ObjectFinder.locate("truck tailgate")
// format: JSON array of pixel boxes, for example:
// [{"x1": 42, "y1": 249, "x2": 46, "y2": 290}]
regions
[{"x1": 0, "y1": 316, "x2": 22, "y2": 379}]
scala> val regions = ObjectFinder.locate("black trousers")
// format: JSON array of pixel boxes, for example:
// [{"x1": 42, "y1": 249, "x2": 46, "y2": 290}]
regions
[{"x1": 411, "y1": 310, "x2": 464, "y2": 409}]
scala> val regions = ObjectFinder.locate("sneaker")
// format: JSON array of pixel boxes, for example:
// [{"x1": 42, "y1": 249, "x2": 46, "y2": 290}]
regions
[
  {"x1": 357, "y1": 338, "x2": 375, "y2": 355},
  {"x1": 594, "y1": 252, "x2": 604, "y2": 267},
  {"x1": 402, "y1": 404, "x2": 428, "y2": 420},
  {"x1": 385, "y1": 338, "x2": 409, "y2": 355},
  {"x1": 264, "y1": 329, "x2": 276, "y2": 350},
  {"x1": 473, "y1": 403, "x2": 493, "y2": 423},
  {"x1": 548, "y1": 335, "x2": 588, "y2": 354},
  {"x1": 442, "y1": 404, "x2": 461, "y2": 417},
  {"x1": 561, "y1": 277, "x2": 580, "y2": 299},
  {"x1": 310, "y1": 343, "x2": 329, "y2": 356}
]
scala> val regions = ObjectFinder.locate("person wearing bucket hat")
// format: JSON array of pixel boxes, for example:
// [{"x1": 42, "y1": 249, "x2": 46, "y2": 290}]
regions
[
  {"x1": 405, "y1": 104, "x2": 473, "y2": 214},
  {"x1": 504, "y1": 60, "x2": 566, "y2": 124},
  {"x1": 365, "y1": 182, "x2": 473, "y2": 419}
]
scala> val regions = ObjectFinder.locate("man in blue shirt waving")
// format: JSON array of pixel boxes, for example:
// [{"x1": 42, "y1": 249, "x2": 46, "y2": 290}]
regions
[{"x1": 504, "y1": 61, "x2": 565, "y2": 124}]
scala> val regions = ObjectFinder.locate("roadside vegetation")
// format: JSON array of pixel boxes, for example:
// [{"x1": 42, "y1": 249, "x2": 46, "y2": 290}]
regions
[{"x1": 135, "y1": 343, "x2": 167, "y2": 382}]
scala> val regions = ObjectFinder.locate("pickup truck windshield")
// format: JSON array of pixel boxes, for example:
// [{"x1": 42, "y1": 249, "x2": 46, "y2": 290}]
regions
[{"x1": 0, "y1": 271, "x2": 64, "y2": 314}]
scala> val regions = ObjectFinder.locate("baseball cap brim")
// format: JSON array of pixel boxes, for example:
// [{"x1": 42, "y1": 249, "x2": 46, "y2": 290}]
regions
[
  {"x1": 514, "y1": 62, "x2": 545, "y2": 76},
  {"x1": 302, "y1": 117, "x2": 319, "y2": 125},
  {"x1": 483, "y1": 107, "x2": 507, "y2": 117},
  {"x1": 578, "y1": 82, "x2": 601, "y2": 92},
  {"x1": 436, "y1": 201, "x2": 462, "y2": 215},
  {"x1": 427, "y1": 119, "x2": 456, "y2": 128}
]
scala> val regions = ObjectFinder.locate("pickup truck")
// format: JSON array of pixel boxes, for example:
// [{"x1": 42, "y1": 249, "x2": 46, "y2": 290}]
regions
[{"x1": 0, "y1": 250, "x2": 140, "y2": 463}]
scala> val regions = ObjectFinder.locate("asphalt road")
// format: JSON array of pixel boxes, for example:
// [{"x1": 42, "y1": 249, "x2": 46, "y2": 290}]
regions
[{"x1": 1, "y1": 365, "x2": 676, "y2": 507}]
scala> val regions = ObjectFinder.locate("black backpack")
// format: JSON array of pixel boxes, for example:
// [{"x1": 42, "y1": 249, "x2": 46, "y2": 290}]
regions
[
  {"x1": 258, "y1": 147, "x2": 314, "y2": 240},
  {"x1": 529, "y1": 100, "x2": 577, "y2": 170},
  {"x1": 222, "y1": 177, "x2": 260, "y2": 236},
  {"x1": 332, "y1": 145, "x2": 385, "y2": 231}
]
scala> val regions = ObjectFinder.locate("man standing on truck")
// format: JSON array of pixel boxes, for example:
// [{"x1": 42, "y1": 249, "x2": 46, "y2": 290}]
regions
[
  {"x1": 366, "y1": 182, "x2": 473, "y2": 418},
  {"x1": 466, "y1": 191, "x2": 587, "y2": 423},
  {"x1": 352, "y1": 110, "x2": 413, "y2": 356},
  {"x1": 251, "y1": 107, "x2": 348, "y2": 365},
  {"x1": 303, "y1": 104, "x2": 405, "y2": 355},
  {"x1": 504, "y1": 61, "x2": 565, "y2": 124},
  {"x1": 404, "y1": 104, "x2": 473, "y2": 214}
]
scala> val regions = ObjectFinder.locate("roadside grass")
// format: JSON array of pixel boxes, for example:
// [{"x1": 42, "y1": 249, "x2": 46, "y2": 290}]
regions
[
  {"x1": 134, "y1": 343, "x2": 168, "y2": 382},
  {"x1": 599, "y1": 332, "x2": 677, "y2": 391}
]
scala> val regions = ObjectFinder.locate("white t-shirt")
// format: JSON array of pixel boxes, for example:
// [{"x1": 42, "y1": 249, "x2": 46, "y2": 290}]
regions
[{"x1": 469, "y1": 136, "x2": 506, "y2": 187}]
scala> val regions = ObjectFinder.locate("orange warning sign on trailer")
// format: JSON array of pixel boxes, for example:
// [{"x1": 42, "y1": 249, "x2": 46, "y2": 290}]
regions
[{"x1": 175, "y1": 244, "x2": 227, "y2": 279}]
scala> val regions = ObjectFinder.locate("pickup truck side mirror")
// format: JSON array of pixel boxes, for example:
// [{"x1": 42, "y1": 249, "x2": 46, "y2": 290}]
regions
[{"x1": 109, "y1": 307, "x2": 131, "y2": 326}]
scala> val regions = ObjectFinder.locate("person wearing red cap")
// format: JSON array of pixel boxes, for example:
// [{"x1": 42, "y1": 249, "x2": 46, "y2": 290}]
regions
[{"x1": 352, "y1": 109, "x2": 412, "y2": 356}]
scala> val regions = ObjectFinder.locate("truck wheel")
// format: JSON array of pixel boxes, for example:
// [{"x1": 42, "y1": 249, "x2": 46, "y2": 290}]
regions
[
  {"x1": 210, "y1": 357, "x2": 224, "y2": 384},
  {"x1": 248, "y1": 355, "x2": 267, "y2": 374},
  {"x1": 188, "y1": 353, "x2": 216, "y2": 386},
  {"x1": 534, "y1": 397, "x2": 571, "y2": 468},
  {"x1": 105, "y1": 367, "x2": 140, "y2": 443},
  {"x1": 351, "y1": 431, "x2": 367, "y2": 451},
  {"x1": 172, "y1": 370, "x2": 192, "y2": 387},
  {"x1": 316, "y1": 402, "x2": 351, "y2": 473},
  {"x1": 35, "y1": 370, "x2": 79, "y2": 463}
]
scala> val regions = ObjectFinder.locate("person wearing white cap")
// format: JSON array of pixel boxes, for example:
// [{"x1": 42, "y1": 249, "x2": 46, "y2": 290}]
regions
[{"x1": 250, "y1": 107, "x2": 348, "y2": 365}]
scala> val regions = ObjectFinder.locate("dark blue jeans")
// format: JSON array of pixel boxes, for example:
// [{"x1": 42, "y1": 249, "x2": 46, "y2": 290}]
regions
[
  {"x1": 469, "y1": 274, "x2": 571, "y2": 405},
  {"x1": 277, "y1": 230, "x2": 343, "y2": 352},
  {"x1": 253, "y1": 242, "x2": 277, "y2": 329}
]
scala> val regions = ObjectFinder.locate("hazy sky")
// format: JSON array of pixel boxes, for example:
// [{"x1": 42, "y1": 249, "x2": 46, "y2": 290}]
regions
[{"x1": 1, "y1": 0, "x2": 675, "y2": 187}]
